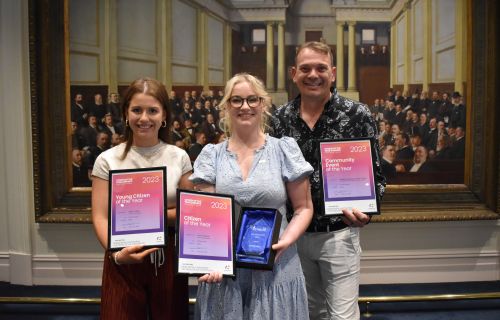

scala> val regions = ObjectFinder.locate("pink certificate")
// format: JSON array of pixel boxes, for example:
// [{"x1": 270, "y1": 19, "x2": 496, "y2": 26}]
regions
[
  {"x1": 108, "y1": 167, "x2": 166, "y2": 250},
  {"x1": 176, "y1": 189, "x2": 235, "y2": 277},
  {"x1": 319, "y1": 138, "x2": 380, "y2": 216}
]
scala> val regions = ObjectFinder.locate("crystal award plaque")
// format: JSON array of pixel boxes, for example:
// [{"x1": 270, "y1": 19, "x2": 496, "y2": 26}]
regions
[{"x1": 235, "y1": 207, "x2": 282, "y2": 270}]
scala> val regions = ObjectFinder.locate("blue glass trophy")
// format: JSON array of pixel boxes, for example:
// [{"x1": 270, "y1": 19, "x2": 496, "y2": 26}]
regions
[{"x1": 235, "y1": 208, "x2": 282, "y2": 270}]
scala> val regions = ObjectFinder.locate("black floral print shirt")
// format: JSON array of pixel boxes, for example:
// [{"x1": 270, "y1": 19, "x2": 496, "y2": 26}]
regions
[{"x1": 270, "y1": 89, "x2": 386, "y2": 229}]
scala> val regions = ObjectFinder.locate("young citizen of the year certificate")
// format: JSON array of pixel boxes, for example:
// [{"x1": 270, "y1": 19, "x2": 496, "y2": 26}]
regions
[
  {"x1": 319, "y1": 138, "x2": 380, "y2": 215},
  {"x1": 108, "y1": 167, "x2": 167, "y2": 250},
  {"x1": 176, "y1": 190, "x2": 235, "y2": 277}
]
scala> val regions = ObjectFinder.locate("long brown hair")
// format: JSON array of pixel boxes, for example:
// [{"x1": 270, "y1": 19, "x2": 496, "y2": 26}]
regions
[{"x1": 120, "y1": 77, "x2": 172, "y2": 159}]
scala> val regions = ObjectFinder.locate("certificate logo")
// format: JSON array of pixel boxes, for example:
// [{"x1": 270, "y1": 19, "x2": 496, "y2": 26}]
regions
[
  {"x1": 324, "y1": 146, "x2": 341, "y2": 153},
  {"x1": 184, "y1": 198, "x2": 202, "y2": 206},
  {"x1": 115, "y1": 178, "x2": 133, "y2": 185}
]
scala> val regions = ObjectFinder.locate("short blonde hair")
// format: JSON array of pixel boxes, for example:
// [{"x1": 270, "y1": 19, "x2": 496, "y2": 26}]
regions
[
  {"x1": 296, "y1": 41, "x2": 334, "y2": 66},
  {"x1": 219, "y1": 73, "x2": 271, "y2": 136}
]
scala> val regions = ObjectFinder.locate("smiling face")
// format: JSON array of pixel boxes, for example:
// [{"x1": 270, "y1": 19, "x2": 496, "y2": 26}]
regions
[
  {"x1": 126, "y1": 93, "x2": 166, "y2": 147},
  {"x1": 227, "y1": 81, "x2": 263, "y2": 132},
  {"x1": 292, "y1": 47, "x2": 335, "y2": 101}
]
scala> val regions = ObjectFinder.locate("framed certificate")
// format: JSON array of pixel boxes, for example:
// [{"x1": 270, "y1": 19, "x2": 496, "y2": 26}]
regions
[
  {"x1": 318, "y1": 138, "x2": 380, "y2": 216},
  {"x1": 176, "y1": 189, "x2": 235, "y2": 277},
  {"x1": 235, "y1": 207, "x2": 282, "y2": 270},
  {"x1": 107, "y1": 166, "x2": 167, "y2": 251}
]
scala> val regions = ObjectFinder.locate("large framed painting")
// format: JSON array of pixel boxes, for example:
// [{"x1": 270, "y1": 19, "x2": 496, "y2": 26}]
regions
[{"x1": 30, "y1": 0, "x2": 499, "y2": 223}]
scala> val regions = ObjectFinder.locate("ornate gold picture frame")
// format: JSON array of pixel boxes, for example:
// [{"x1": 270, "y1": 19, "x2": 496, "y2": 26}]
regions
[{"x1": 30, "y1": 0, "x2": 499, "y2": 223}]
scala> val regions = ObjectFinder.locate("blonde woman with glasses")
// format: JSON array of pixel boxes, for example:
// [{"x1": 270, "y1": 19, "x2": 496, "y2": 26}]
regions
[{"x1": 190, "y1": 73, "x2": 313, "y2": 319}]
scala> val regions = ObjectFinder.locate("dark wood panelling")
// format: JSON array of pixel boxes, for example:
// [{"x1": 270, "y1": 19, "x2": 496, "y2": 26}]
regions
[
  {"x1": 392, "y1": 84, "x2": 404, "y2": 94},
  {"x1": 70, "y1": 85, "x2": 108, "y2": 106},
  {"x1": 171, "y1": 85, "x2": 204, "y2": 99},
  {"x1": 408, "y1": 84, "x2": 423, "y2": 95},
  {"x1": 305, "y1": 31, "x2": 323, "y2": 42},
  {"x1": 428, "y1": 83, "x2": 455, "y2": 96},
  {"x1": 208, "y1": 85, "x2": 224, "y2": 94},
  {"x1": 358, "y1": 66, "x2": 390, "y2": 105},
  {"x1": 117, "y1": 85, "x2": 128, "y2": 98},
  {"x1": 232, "y1": 29, "x2": 266, "y2": 83}
]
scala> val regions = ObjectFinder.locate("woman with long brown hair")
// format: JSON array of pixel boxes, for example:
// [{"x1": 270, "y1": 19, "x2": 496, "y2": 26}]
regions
[{"x1": 91, "y1": 78, "x2": 192, "y2": 319}]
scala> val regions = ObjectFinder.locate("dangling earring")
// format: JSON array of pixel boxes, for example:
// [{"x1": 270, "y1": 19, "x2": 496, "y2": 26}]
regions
[
  {"x1": 125, "y1": 119, "x2": 129, "y2": 127},
  {"x1": 162, "y1": 121, "x2": 167, "y2": 128}
]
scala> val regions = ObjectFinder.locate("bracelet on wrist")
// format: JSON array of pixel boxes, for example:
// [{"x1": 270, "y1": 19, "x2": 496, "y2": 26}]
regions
[{"x1": 113, "y1": 251, "x2": 122, "y2": 265}]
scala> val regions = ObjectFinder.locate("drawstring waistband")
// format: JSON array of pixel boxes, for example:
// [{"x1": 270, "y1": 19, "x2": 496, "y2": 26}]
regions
[{"x1": 150, "y1": 248, "x2": 165, "y2": 276}]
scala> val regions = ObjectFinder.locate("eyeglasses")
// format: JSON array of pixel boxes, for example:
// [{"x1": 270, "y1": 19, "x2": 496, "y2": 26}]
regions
[{"x1": 228, "y1": 95, "x2": 262, "y2": 108}]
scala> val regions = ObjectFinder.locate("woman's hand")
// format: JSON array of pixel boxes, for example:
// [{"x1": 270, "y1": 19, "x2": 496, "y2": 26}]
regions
[
  {"x1": 272, "y1": 238, "x2": 293, "y2": 261},
  {"x1": 198, "y1": 271, "x2": 223, "y2": 283},
  {"x1": 113, "y1": 245, "x2": 158, "y2": 265}
]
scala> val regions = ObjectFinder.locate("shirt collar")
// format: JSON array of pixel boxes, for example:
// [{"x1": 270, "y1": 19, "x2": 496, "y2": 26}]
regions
[{"x1": 290, "y1": 87, "x2": 338, "y2": 118}]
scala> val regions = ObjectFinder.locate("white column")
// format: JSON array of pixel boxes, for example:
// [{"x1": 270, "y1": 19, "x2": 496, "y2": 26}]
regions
[
  {"x1": 454, "y1": 0, "x2": 466, "y2": 93},
  {"x1": 277, "y1": 22, "x2": 285, "y2": 91},
  {"x1": 224, "y1": 23, "x2": 232, "y2": 82},
  {"x1": 404, "y1": 2, "x2": 411, "y2": 92},
  {"x1": 0, "y1": 0, "x2": 34, "y2": 285},
  {"x1": 104, "y1": 0, "x2": 117, "y2": 93},
  {"x1": 198, "y1": 10, "x2": 208, "y2": 90},
  {"x1": 422, "y1": 0, "x2": 431, "y2": 92},
  {"x1": 347, "y1": 21, "x2": 356, "y2": 92},
  {"x1": 266, "y1": 22, "x2": 275, "y2": 91},
  {"x1": 159, "y1": 0, "x2": 171, "y2": 90},
  {"x1": 390, "y1": 21, "x2": 395, "y2": 88},
  {"x1": 336, "y1": 21, "x2": 345, "y2": 91}
]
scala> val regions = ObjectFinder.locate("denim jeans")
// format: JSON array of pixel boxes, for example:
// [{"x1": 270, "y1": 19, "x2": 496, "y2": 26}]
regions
[{"x1": 297, "y1": 227, "x2": 361, "y2": 320}]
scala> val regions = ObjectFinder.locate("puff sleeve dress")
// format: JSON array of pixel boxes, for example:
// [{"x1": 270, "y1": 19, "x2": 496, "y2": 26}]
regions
[{"x1": 190, "y1": 135, "x2": 313, "y2": 320}]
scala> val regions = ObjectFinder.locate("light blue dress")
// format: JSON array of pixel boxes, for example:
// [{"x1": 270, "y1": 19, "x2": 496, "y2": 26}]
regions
[{"x1": 190, "y1": 135, "x2": 313, "y2": 320}]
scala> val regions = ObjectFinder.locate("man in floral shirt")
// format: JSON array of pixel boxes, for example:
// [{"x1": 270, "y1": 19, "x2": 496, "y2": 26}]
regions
[{"x1": 270, "y1": 41, "x2": 386, "y2": 320}]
